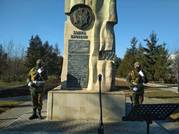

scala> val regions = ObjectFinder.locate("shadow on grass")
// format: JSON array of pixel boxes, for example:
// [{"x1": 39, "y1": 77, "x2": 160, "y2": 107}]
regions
[
  {"x1": 0, "y1": 104, "x2": 31, "y2": 108},
  {"x1": 0, "y1": 83, "x2": 59, "y2": 98},
  {"x1": 111, "y1": 85, "x2": 129, "y2": 92}
]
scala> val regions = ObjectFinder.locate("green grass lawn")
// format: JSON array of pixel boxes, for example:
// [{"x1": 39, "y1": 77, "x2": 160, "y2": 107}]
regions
[
  {"x1": 116, "y1": 78, "x2": 179, "y2": 98},
  {"x1": 0, "y1": 75, "x2": 60, "y2": 90},
  {"x1": 0, "y1": 81, "x2": 26, "y2": 89},
  {"x1": 0, "y1": 101, "x2": 24, "y2": 114},
  {"x1": 144, "y1": 87, "x2": 179, "y2": 98},
  {"x1": 122, "y1": 87, "x2": 179, "y2": 99}
]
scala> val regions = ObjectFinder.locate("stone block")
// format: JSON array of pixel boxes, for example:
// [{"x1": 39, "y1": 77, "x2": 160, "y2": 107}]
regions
[{"x1": 47, "y1": 90, "x2": 125, "y2": 122}]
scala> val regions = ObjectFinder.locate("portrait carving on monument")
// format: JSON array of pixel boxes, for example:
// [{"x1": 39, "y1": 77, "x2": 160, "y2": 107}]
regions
[{"x1": 70, "y1": 4, "x2": 94, "y2": 30}]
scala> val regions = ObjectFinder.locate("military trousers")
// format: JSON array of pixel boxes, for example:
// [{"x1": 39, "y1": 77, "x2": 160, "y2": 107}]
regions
[
  {"x1": 132, "y1": 91, "x2": 144, "y2": 105},
  {"x1": 29, "y1": 86, "x2": 44, "y2": 110}
]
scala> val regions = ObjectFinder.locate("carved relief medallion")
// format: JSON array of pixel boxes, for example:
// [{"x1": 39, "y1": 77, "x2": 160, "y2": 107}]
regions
[{"x1": 70, "y1": 5, "x2": 94, "y2": 30}]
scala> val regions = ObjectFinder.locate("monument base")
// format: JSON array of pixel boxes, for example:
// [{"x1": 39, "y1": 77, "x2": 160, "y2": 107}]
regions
[{"x1": 47, "y1": 88, "x2": 125, "y2": 122}]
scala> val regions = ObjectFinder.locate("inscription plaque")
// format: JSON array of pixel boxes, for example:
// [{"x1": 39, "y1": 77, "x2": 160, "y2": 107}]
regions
[{"x1": 67, "y1": 40, "x2": 90, "y2": 88}]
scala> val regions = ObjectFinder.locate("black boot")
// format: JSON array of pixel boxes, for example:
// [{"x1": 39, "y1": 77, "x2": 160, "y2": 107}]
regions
[
  {"x1": 38, "y1": 109, "x2": 43, "y2": 119},
  {"x1": 29, "y1": 108, "x2": 38, "y2": 120}
]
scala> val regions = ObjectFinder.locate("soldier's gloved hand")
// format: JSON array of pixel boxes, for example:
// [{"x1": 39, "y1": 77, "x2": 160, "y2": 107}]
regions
[
  {"x1": 139, "y1": 70, "x2": 144, "y2": 77},
  {"x1": 37, "y1": 68, "x2": 43, "y2": 74},
  {"x1": 28, "y1": 81, "x2": 32, "y2": 87},
  {"x1": 133, "y1": 87, "x2": 138, "y2": 92}
]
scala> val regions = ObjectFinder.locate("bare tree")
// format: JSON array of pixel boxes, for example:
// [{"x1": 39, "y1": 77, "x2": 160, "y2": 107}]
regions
[{"x1": 0, "y1": 41, "x2": 27, "y2": 82}]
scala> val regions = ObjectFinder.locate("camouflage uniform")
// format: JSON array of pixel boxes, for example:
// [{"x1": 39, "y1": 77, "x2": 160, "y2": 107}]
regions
[
  {"x1": 27, "y1": 59, "x2": 48, "y2": 120},
  {"x1": 127, "y1": 62, "x2": 147, "y2": 105}
]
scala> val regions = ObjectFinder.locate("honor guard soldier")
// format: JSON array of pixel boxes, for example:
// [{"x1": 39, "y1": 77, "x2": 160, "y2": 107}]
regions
[
  {"x1": 27, "y1": 59, "x2": 48, "y2": 120},
  {"x1": 127, "y1": 62, "x2": 148, "y2": 105}
]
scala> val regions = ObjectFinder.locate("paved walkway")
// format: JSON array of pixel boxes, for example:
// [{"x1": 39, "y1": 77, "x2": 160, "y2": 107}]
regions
[
  {"x1": 0, "y1": 111, "x2": 170, "y2": 134},
  {"x1": 0, "y1": 96, "x2": 174, "y2": 134}
]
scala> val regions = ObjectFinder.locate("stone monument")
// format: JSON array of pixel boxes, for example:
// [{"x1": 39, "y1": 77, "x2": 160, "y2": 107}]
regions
[
  {"x1": 61, "y1": 0, "x2": 117, "y2": 91},
  {"x1": 47, "y1": 0, "x2": 125, "y2": 122}
]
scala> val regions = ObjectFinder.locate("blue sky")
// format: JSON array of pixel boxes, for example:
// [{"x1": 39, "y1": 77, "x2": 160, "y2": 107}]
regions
[{"x1": 0, "y1": 0, "x2": 179, "y2": 58}]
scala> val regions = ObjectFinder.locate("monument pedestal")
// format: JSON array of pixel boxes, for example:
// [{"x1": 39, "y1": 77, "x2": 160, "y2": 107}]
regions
[{"x1": 47, "y1": 88, "x2": 125, "y2": 122}]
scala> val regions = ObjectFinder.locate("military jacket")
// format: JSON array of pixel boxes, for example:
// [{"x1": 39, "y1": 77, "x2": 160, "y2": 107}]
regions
[
  {"x1": 127, "y1": 70, "x2": 144, "y2": 91},
  {"x1": 27, "y1": 67, "x2": 48, "y2": 82}
]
